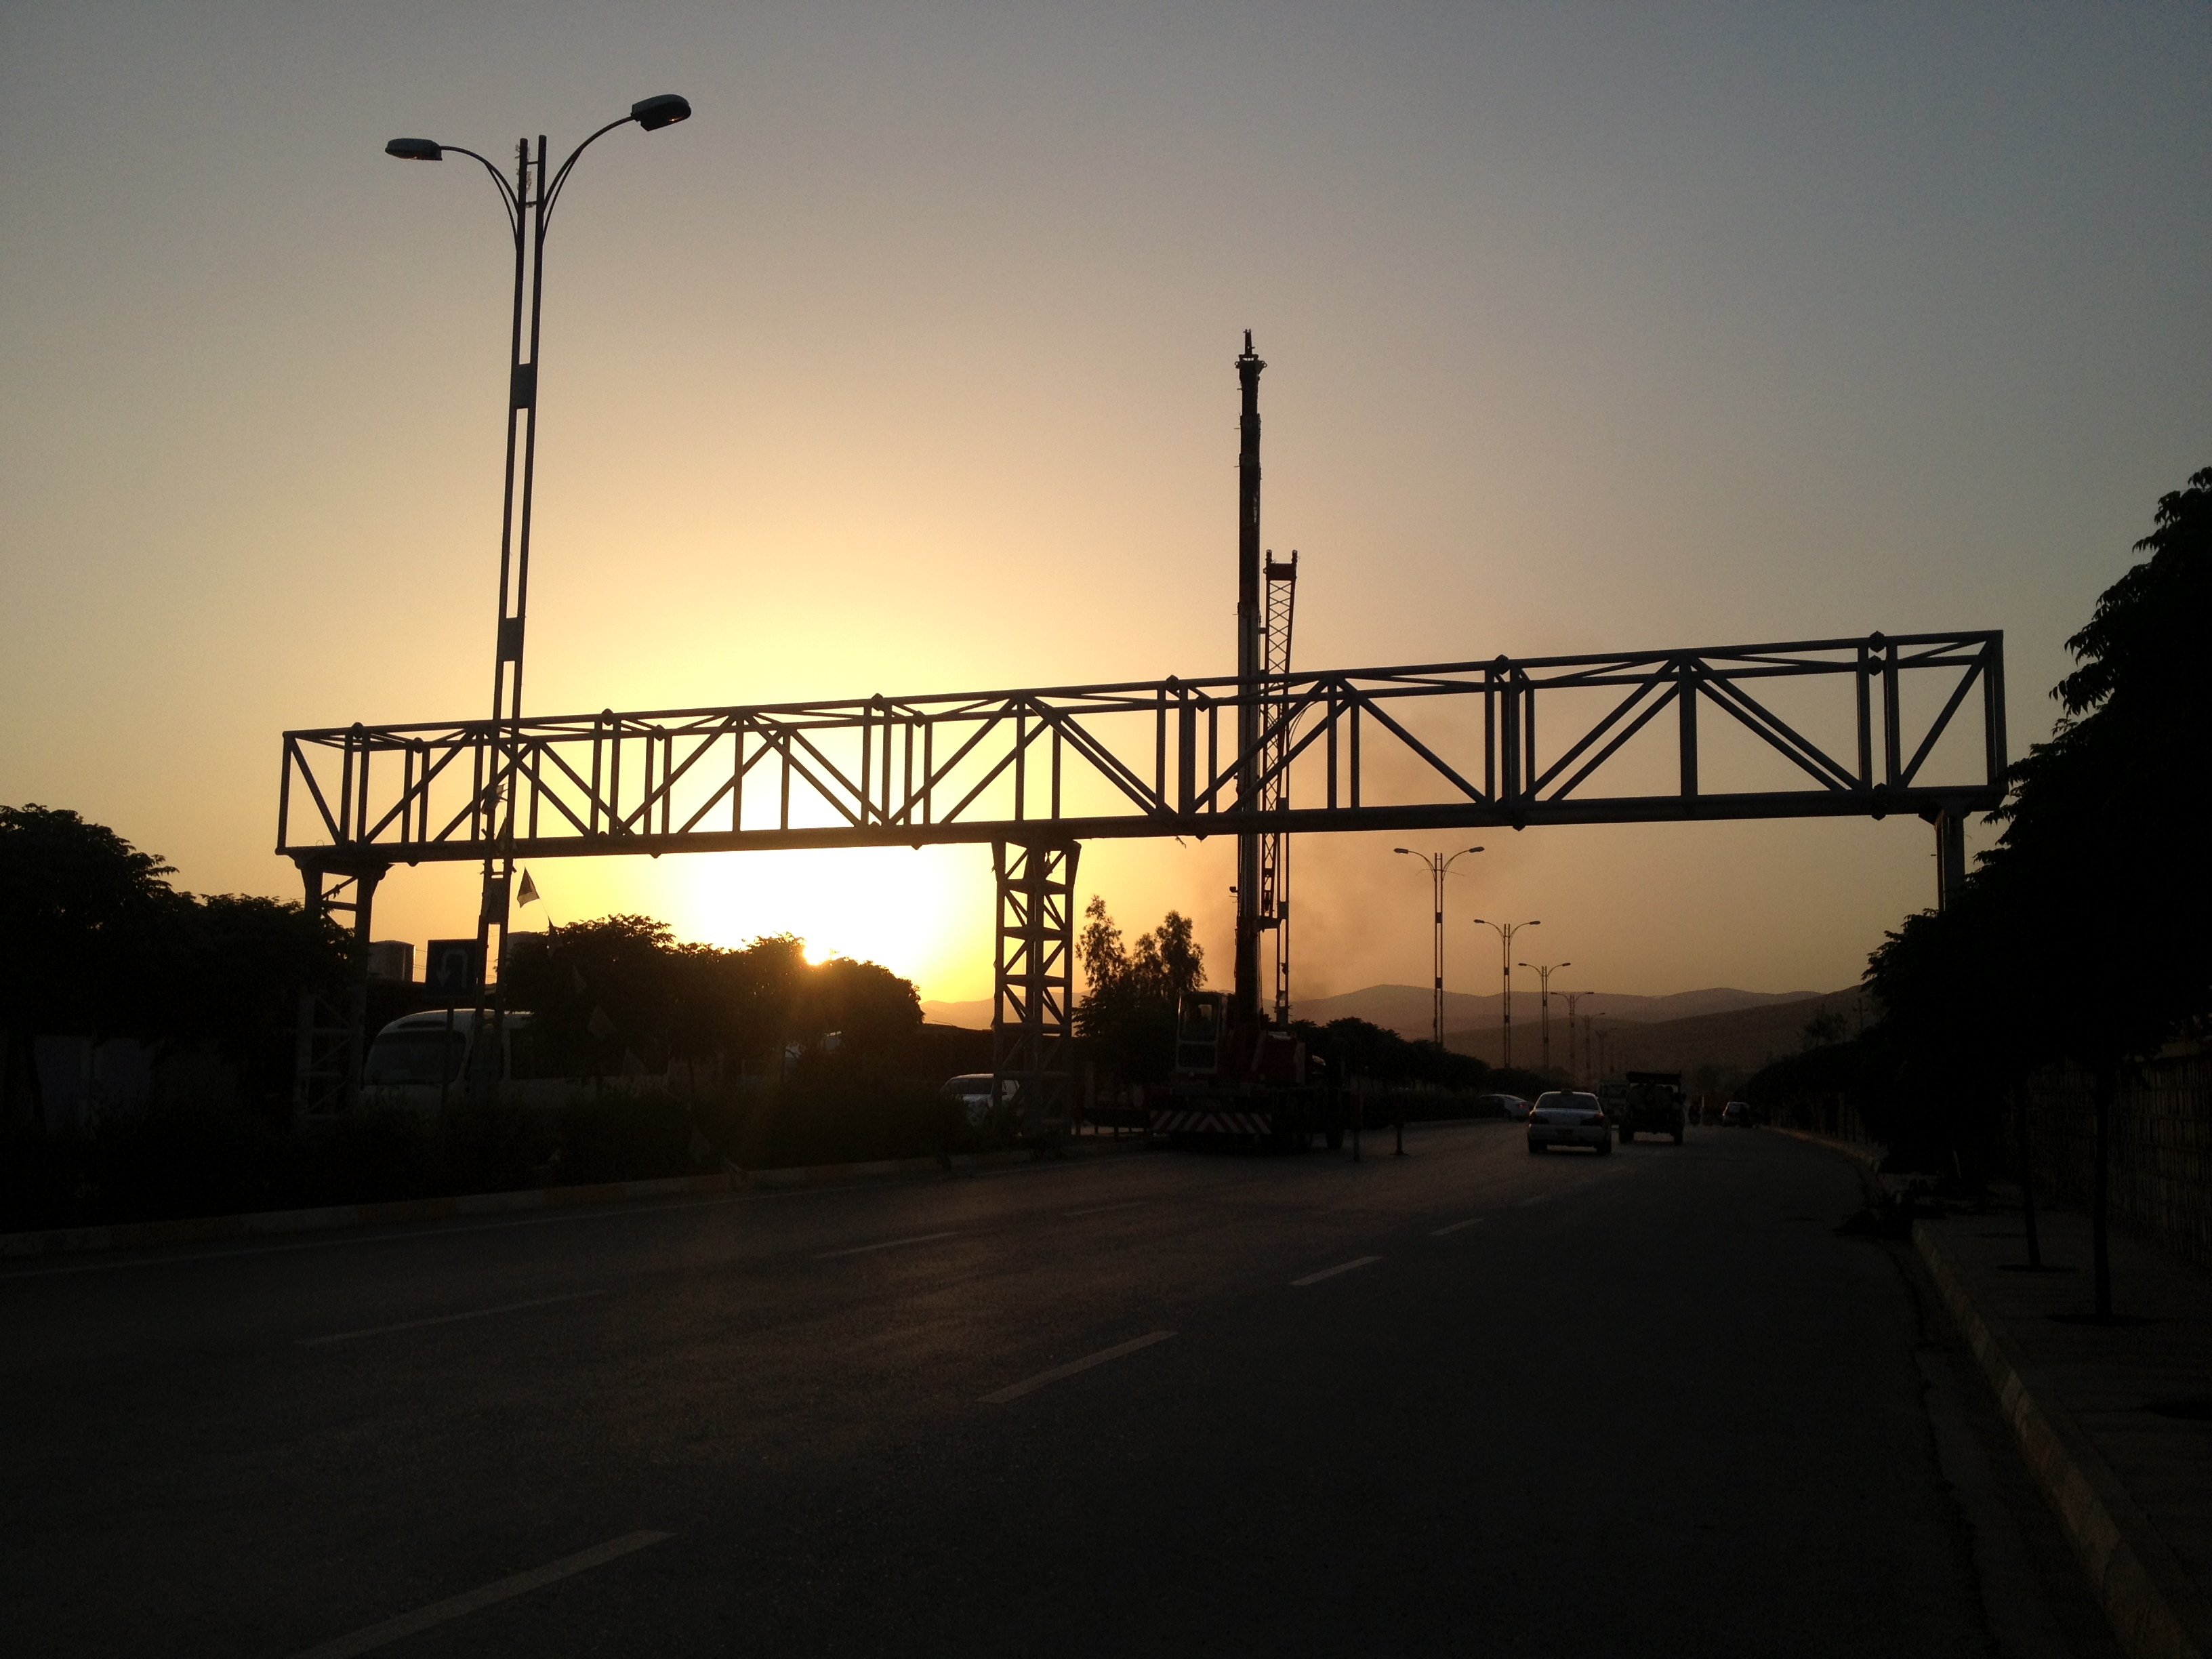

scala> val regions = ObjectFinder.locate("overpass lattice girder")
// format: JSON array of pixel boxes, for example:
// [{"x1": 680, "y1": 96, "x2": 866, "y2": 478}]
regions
[
  {"x1": 280, "y1": 628, "x2": 2003, "y2": 1128},
  {"x1": 277, "y1": 630, "x2": 2006, "y2": 872}
]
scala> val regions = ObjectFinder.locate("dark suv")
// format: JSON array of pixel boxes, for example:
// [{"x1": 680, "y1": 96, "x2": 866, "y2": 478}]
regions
[{"x1": 1619, "y1": 1070, "x2": 1687, "y2": 1144}]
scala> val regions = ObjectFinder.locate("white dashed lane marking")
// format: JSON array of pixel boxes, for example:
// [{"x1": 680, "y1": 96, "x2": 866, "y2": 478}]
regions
[
  {"x1": 300, "y1": 1291, "x2": 605, "y2": 1347},
  {"x1": 981, "y1": 1331, "x2": 1176, "y2": 1403},
  {"x1": 814, "y1": 1231, "x2": 960, "y2": 1260},
  {"x1": 1291, "y1": 1256, "x2": 1382, "y2": 1287},
  {"x1": 291, "y1": 1530, "x2": 672, "y2": 1658}
]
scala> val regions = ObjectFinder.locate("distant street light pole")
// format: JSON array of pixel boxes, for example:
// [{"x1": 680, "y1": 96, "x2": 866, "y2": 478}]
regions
[
  {"x1": 1394, "y1": 846, "x2": 1483, "y2": 1050},
  {"x1": 1519, "y1": 961, "x2": 1572, "y2": 1076},
  {"x1": 1472, "y1": 918, "x2": 1538, "y2": 1069},
  {"x1": 1563, "y1": 990, "x2": 1591, "y2": 1084},
  {"x1": 385, "y1": 94, "x2": 692, "y2": 1046}
]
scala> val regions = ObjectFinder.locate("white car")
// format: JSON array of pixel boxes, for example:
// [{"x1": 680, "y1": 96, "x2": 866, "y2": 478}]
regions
[
  {"x1": 1527, "y1": 1090, "x2": 1612, "y2": 1155},
  {"x1": 941, "y1": 1073, "x2": 1017, "y2": 1128}
]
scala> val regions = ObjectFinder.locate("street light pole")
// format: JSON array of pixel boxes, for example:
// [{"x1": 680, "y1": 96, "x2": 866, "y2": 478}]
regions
[
  {"x1": 1562, "y1": 990, "x2": 1590, "y2": 1084},
  {"x1": 1518, "y1": 961, "x2": 1571, "y2": 1076},
  {"x1": 1472, "y1": 918, "x2": 1538, "y2": 1070},
  {"x1": 386, "y1": 95, "x2": 691, "y2": 1059},
  {"x1": 1393, "y1": 847, "x2": 1483, "y2": 1050}
]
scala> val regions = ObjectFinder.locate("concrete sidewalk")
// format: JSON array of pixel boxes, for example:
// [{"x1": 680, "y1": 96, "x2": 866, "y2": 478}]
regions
[{"x1": 1917, "y1": 1197, "x2": 2212, "y2": 1659}]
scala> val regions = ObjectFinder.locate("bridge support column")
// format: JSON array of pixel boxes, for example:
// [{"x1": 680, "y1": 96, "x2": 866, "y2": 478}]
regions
[
  {"x1": 293, "y1": 863, "x2": 385, "y2": 1117},
  {"x1": 1929, "y1": 805, "x2": 1967, "y2": 913},
  {"x1": 992, "y1": 842, "x2": 1081, "y2": 1140}
]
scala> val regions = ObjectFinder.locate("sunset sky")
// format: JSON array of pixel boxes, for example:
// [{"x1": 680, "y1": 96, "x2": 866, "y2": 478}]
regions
[{"x1": 4, "y1": 3, "x2": 2208, "y2": 1007}]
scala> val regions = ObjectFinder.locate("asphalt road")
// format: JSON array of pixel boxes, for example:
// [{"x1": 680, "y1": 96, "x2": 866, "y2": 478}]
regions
[{"x1": 0, "y1": 1124, "x2": 2095, "y2": 1656}]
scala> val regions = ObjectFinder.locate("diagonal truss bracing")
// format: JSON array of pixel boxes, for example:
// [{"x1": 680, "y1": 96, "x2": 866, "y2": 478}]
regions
[{"x1": 276, "y1": 630, "x2": 2007, "y2": 872}]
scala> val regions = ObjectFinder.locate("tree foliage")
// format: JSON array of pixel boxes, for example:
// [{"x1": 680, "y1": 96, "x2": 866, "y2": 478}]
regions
[
  {"x1": 1073, "y1": 897, "x2": 1205, "y2": 1083},
  {"x1": 1, "y1": 805, "x2": 345, "y2": 1118},
  {"x1": 1862, "y1": 466, "x2": 2212, "y2": 1158},
  {"x1": 501, "y1": 919, "x2": 920, "y2": 1078}
]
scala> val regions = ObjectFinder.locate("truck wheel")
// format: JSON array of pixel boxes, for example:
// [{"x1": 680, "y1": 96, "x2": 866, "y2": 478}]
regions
[
  {"x1": 1326, "y1": 1127, "x2": 1343, "y2": 1151},
  {"x1": 1672, "y1": 1126, "x2": 1685, "y2": 1145}
]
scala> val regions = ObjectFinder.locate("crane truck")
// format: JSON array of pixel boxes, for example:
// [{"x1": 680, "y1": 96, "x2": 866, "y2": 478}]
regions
[{"x1": 1149, "y1": 990, "x2": 1344, "y2": 1150}]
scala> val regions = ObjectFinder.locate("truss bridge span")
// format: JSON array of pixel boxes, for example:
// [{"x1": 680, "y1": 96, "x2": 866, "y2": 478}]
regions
[{"x1": 278, "y1": 629, "x2": 2005, "y2": 872}]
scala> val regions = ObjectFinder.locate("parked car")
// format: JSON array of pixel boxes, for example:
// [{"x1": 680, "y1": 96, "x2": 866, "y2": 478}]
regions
[
  {"x1": 1527, "y1": 1090, "x2": 1612, "y2": 1155},
  {"x1": 1479, "y1": 1092, "x2": 1532, "y2": 1121},
  {"x1": 1721, "y1": 1100, "x2": 1752, "y2": 1127}
]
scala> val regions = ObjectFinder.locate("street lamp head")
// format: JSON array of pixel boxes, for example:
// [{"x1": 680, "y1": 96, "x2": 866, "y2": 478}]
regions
[
  {"x1": 631, "y1": 93, "x2": 692, "y2": 131},
  {"x1": 1468, "y1": 846, "x2": 1485, "y2": 854},
  {"x1": 1393, "y1": 847, "x2": 1411, "y2": 855},
  {"x1": 385, "y1": 138, "x2": 444, "y2": 161},
  {"x1": 1470, "y1": 917, "x2": 1487, "y2": 926}
]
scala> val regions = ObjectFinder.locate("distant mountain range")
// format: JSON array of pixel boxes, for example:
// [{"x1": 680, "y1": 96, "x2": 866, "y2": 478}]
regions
[
  {"x1": 1291, "y1": 983, "x2": 1831, "y2": 1035},
  {"x1": 920, "y1": 999, "x2": 998, "y2": 1030},
  {"x1": 922, "y1": 983, "x2": 1836, "y2": 1037}
]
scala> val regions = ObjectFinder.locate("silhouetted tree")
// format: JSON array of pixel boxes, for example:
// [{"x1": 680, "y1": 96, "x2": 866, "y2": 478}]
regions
[
  {"x1": 1075, "y1": 897, "x2": 1206, "y2": 1084},
  {"x1": 504, "y1": 920, "x2": 921, "y2": 1079},
  {"x1": 1, "y1": 806, "x2": 344, "y2": 1124},
  {"x1": 1863, "y1": 466, "x2": 2212, "y2": 1311}
]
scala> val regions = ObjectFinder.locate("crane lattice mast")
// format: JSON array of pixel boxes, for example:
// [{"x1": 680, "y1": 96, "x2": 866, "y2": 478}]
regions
[{"x1": 1258, "y1": 549, "x2": 1298, "y2": 1027}]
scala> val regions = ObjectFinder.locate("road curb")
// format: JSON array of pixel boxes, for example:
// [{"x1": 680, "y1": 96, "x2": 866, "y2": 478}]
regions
[
  {"x1": 1914, "y1": 1222, "x2": 2211, "y2": 1659},
  {"x1": 0, "y1": 1140, "x2": 1141, "y2": 1261},
  {"x1": 1767, "y1": 1127, "x2": 1891, "y2": 1208}
]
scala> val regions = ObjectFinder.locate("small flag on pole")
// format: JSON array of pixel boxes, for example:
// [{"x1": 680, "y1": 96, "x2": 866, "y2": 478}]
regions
[{"x1": 517, "y1": 869, "x2": 541, "y2": 907}]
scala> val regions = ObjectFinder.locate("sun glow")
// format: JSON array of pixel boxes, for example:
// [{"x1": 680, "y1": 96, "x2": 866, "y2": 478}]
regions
[{"x1": 516, "y1": 844, "x2": 1000, "y2": 1002}]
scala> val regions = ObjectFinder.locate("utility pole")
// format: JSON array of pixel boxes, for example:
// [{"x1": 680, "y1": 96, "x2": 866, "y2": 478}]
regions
[
  {"x1": 1233, "y1": 331, "x2": 1265, "y2": 1037},
  {"x1": 1395, "y1": 847, "x2": 1484, "y2": 1050},
  {"x1": 1473, "y1": 918, "x2": 1538, "y2": 1069},
  {"x1": 1519, "y1": 961, "x2": 1571, "y2": 1076},
  {"x1": 1563, "y1": 991, "x2": 1589, "y2": 1084}
]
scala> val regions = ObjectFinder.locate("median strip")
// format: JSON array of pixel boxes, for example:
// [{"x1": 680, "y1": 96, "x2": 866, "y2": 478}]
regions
[
  {"x1": 302, "y1": 1290, "x2": 605, "y2": 1347},
  {"x1": 981, "y1": 1331, "x2": 1176, "y2": 1403},
  {"x1": 1292, "y1": 1255, "x2": 1382, "y2": 1287},
  {"x1": 291, "y1": 1529, "x2": 671, "y2": 1658},
  {"x1": 815, "y1": 1230, "x2": 960, "y2": 1260}
]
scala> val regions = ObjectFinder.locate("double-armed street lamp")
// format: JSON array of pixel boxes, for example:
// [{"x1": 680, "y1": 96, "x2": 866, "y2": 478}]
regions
[
  {"x1": 1518, "y1": 960, "x2": 1571, "y2": 1077},
  {"x1": 385, "y1": 94, "x2": 692, "y2": 1036},
  {"x1": 1394, "y1": 846, "x2": 1483, "y2": 1050},
  {"x1": 1473, "y1": 917, "x2": 1538, "y2": 1070}
]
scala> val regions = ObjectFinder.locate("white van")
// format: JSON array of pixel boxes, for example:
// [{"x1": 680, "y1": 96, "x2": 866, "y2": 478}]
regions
[{"x1": 360, "y1": 1008, "x2": 545, "y2": 1111}]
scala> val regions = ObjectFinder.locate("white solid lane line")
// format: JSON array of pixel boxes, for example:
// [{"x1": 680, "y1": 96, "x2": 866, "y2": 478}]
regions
[
  {"x1": 1064, "y1": 1200, "x2": 1148, "y2": 1218},
  {"x1": 1431, "y1": 1217, "x2": 1484, "y2": 1236},
  {"x1": 291, "y1": 1529, "x2": 672, "y2": 1658},
  {"x1": 814, "y1": 1230, "x2": 960, "y2": 1260},
  {"x1": 1291, "y1": 1255, "x2": 1382, "y2": 1287},
  {"x1": 300, "y1": 1290, "x2": 606, "y2": 1347},
  {"x1": 981, "y1": 1331, "x2": 1176, "y2": 1403}
]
